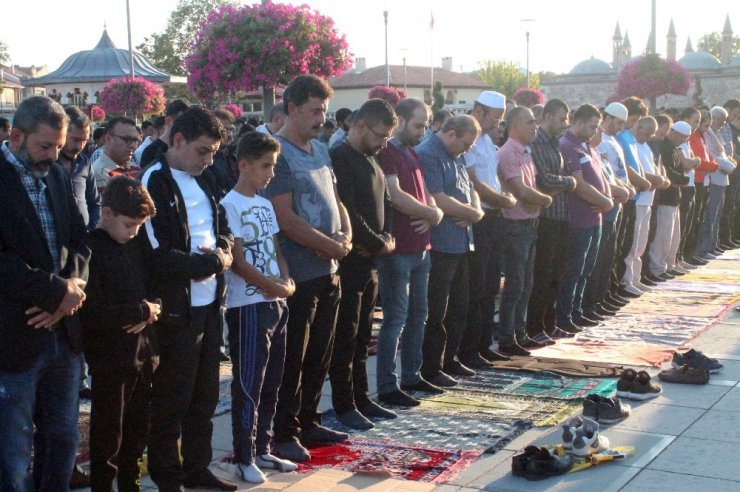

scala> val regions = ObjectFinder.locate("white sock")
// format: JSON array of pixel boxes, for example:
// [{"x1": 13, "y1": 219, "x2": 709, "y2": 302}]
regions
[
  {"x1": 256, "y1": 453, "x2": 298, "y2": 472},
  {"x1": 236, "y1": 462, "x2": 266, "y2": 484}
]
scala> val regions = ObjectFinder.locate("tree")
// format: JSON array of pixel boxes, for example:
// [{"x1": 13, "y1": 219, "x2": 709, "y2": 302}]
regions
[
  {"x1": 697, "y1": 32, "x2": 739, "y2": 59},
  {"x1": 0, "y1": 41, "x2": 9, "y2": 64},
  {"x1": 100, "y1": 77, "x2": 166, "y2": 119},
  {"x1": 368, "y1": 85, "x2": 407, "y2": 108},
  {"x1": 137, "y1": 0, "x2": 235, "y2": 77},
  {"x1": 475, "y1": 60, "x2": 540, "y2": 97},
  {"x1": 431, "y1": 81, "x2": 445, "y2": 112},
  {"x1": 186, "y1": 1, "x2": 353, "y2": 116},
  {"x1": 614, "y1": 54, "x2": 690, "y2": 106}
]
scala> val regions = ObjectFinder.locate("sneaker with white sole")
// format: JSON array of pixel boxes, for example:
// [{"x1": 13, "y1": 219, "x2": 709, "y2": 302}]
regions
[
  {"x1": 616, "y1": 369, "x2": 662, "y2": 400},
  {"x1": 571, "y1": 417, "x2": 609, "y2": 457},
  {"x1": 237, "y1": 462, "x2": 266, "y2": 484},
  {"x1": 256, "y1": 454, "x2": 298, "y2": 472},
  {"x1": 672, "y1": 349, "x2": 723, "y2": 373},
  {"x1": 561, "y1": 416, "x2": 583, "y2": 450}
]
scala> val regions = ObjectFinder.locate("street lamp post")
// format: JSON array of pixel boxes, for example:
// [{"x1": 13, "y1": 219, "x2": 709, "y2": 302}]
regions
[
  {"x1": 384, "y1": 11, "x2": 390, "y2": 86},
  {"x1": 520, "y1": 18, "x2": 535, "y2": 88},
  {"x1": 126, "y1": 0, "x2": 134, "y2": 78}
]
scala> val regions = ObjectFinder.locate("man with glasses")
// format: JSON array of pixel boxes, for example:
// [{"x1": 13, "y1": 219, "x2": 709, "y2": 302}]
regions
[
  {"x1": 328, "y1": 98, "x2": 398, "y2": 429},
  {"x1": 92, "y1": 117, "x2": 140, "y2": 192},
  {"x1": 417, "y1": 115, "x2": 484, "y2": 386}
]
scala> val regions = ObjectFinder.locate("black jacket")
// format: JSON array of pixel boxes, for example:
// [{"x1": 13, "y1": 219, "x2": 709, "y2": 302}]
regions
[
  {"x1": 80, "y1": 229, "x2": 158, "y2": 372},
  {"x1": 0, "y1": 153, "x2": 90, "y2": 372},
  {"x1": 139, "y1": 156, "x2": 233, "y2": 327}
]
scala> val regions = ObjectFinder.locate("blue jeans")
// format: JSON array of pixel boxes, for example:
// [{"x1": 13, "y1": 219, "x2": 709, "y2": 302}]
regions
[
  {"x1": 0, "y1": 331, "x2": 81, "y2": 492},
  {"x1": 557, "y1": 226, "x2": 602, "y2": 323},
  {"x1": 499, "y1": 219, "x2": 538, "y2": 345},
  {"x1": 376, "y1": 251, "x2": 431, "y2": 394},
  {"x1": 696, "y1": 184, "x2": 725, "y2": 257}
]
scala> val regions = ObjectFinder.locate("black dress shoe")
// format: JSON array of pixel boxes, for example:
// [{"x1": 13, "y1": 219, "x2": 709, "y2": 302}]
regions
[
  {"x1": 549, "y1": 327, "x2": 575, "y2": 338},
  {"x1": 444, "y1": 360, "x2": 476, "y2": 377},
  {"x1": 378, "y1": 389, "x2": 420, "y2": 407},
  {"x1": 644, "y1": 273, "x2": 664, "y2": 284},
  {"x1": 593, "y1": 304, "x2": 617, "y2": 317},
  {"x1": 658, "y1": 272, "x2": 675, "y2": 281},
  {"x1": 480, "y1": 347, "x2": 511, "y2": 361},
  {"x1": 531, "y1": 331, "x2": 557, "y2": 345},
  {"x1": 401, "y1": 378, "x2": 445, "y2": 394},
  {"x1": 498, "y1": 343, "x2": 531, "y2": 357},
  {"x1": 640, "y1": 276, "x2": 658, "y2": 287},
  {"x1": 667, "y1": 269, "x2": 685, "y2": 276},
  {"x1": 517, "y1": 335, "x2": 546, "y2": 349},
  {"x1": 183, "y1": 469, "x2": 237, "y2": 491},
  {"x1": 607, "y1": 294, "x2": 628, "y2": 306},
  {"x1": 601, "y1": 300, "x2": 621, "y2": 312},
  {"x1": 572, "y1": 315, "x2": 599, "y2": 327},
  {"x1": 556, "y1": 320, "x2": 583, "y2": 334},
  {"x1": 618, "y1": 287, "x2": 641, "y2": 299},
  {"x1": 687, "y1": 256, "x2": 708, "y2": 266},
  {"x1": 70, "y1": 464, "x2": 90, "y2": 489},
  {"x1": 582, "y1": 311, "x2": 606, "y2": 322},
  {"x1": 78, "y1": 387, "x2": 92, "y2": 400},
  {"x1": 460, "y1": 354, "x2": 495, "y2": 369}
]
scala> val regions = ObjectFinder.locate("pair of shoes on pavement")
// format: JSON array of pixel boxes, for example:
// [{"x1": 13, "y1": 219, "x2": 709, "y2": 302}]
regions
[
  {"x1": 616, "y1": 369, "x2": 662, "y2": 400},
  {"x1": 659, "y1": 364, "x2": 710, "y2": 385},
  {"x1": 672, "y1": 348, "x2": 723, "y2": 373},
  {"x1": 236, "y1": 454, "x2": 299, "y2": 484},
  {"x1": 582, "y1": 394, "x2": 630, "y2": 424},
  {"x1": 512, "y1": 445, "x2": 573, "y2": 480},
  {"x1": 560, "y1": 416, "x2": 610, "y2": 458}
]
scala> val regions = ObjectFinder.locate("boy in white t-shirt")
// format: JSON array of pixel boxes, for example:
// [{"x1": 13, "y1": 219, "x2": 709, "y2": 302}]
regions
[{"x1": 220, "y1": 132, "x2": 297, "y2": 483}]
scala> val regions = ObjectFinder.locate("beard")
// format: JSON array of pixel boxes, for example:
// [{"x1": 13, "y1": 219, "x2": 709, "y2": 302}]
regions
[{"x1": 17, "y1": 143, "x2": 54, "y2": 179}]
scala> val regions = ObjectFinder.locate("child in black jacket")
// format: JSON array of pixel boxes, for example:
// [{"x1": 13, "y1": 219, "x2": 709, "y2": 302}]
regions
[{"x1": 80, "y1": 175, "x2": 160, "y2": 492}]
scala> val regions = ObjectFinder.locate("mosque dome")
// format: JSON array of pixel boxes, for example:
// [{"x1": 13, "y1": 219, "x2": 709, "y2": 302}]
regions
[
  {"x1": 569, "y1": 57, "x2": 615, "y2": 75},
  {"x1": 730, "y1": 53, "x2": 740, "y2": 67},
  {"x1": 678, "y1": 51, "x2": 722, "y2": 70},
  {"x1": 26, "y1": 29, "x2": 172, "y2": 85}
]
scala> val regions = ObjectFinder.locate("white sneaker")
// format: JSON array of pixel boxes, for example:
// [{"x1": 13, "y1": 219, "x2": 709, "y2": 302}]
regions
[
  {"x1": 256, "y1": 453, "x2": 298, "y2": 472},
  {"x1": 623, "y1": 284, "x2": 643, "y2": 297},
  {"x1": 571, "y1": 418, "x2": 610, "y2": 457},
  {"x1": 237, "y1": 462, "x2": 266, "y2": 484},
  {"x1": 561, "y1": 416, "x2": 583, "y2": 450}
]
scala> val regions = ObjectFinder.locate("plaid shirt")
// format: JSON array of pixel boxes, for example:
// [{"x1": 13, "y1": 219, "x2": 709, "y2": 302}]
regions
[
  {"x1": 718, "y1": 122, "x2": 736, "y2": 158},
  {"x1": 2, "y1": 143, "x2": 61, "y2": 273},
  {"x1": 530, "y1": 126, "x2": 573, "y2": 221}
]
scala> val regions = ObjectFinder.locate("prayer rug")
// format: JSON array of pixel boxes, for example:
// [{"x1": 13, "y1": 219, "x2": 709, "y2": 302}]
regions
[
  {"x1": 75, "y1": 410, "x2": 91, "y2": 464},
  {"x1": 489, "y1": 356, "x2": 625, "y2": 377},
  {"x1": 653, "y1": 281, "x2": 739, "y2": 294},
  {"x1": 217, "y1": 439, "x2": 482, "y2": 483},
  {"x1": 574, "y1": 313, "x2": 717, "y2": 346},
  {"x1": 534, "y1": 340, "x2": 675, "y2": 367},
  {"x1": 321, "y1": 408, "x2": 531, "y2": 454}
]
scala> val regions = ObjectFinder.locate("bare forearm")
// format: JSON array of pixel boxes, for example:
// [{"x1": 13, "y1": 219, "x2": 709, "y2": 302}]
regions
[{"x1": 433, "y1": 192, "x2": 482, "y2": 222}]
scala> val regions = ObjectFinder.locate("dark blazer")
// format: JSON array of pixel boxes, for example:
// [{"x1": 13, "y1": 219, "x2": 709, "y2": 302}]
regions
[{"x1": 0, "y1": 151, "x2": 91, "y2": 373}]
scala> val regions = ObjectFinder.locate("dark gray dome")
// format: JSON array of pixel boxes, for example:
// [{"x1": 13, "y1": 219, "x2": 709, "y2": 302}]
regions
[
  {"x1": 678, "y1": 51, "x2": 722, "y2": 70},
  {"x1": 569, "y1": 57, "x2": 614, "y2": 75},
  {"x1": 26, "y1": 30, "x2": 172, "y2": 85}
]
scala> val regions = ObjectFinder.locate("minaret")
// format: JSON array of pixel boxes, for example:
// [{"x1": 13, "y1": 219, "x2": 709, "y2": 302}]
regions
[
  {"x1": 613, "y1": 22, "x2": 623, "y2": 67},
  {"x1": 685, "y1": 36, "x2": 694, "y2": 55},
  {"x1": 721, "y1": 14, "x2": 733, "y2": 64},
  {"x1": 667, "y1": 19, "x2": 677, "y2": 61},
  {"x1": 623, "y1": 31, "x2": 632, "y2": 60}
]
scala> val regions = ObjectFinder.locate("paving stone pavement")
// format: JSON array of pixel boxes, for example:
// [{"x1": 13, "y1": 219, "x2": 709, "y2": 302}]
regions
[{"x1": 78, "y1": 271, "x2": 740, "y2": 491}]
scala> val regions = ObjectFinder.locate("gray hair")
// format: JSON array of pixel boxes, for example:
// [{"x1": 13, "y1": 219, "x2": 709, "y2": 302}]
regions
[
  {"x1": 635, "y1": 115, "x2": 658, "y2": 130},
  {"x1": 12, "y1": 96, "x2": 68, "y2": 135},
  {"x1": 441, "y1": 114, "x2": 481, "y2": 136},
  {"x1": 710, "y1": 106, "x2": 728, "y2": 120},
  {"x1": 504, "y1": 106, "x2": 532, "y2": 129}
]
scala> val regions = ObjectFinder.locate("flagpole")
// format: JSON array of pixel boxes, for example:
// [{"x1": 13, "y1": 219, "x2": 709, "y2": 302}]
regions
[
  {"x1": 126, "y1": 0, "x2": 134, "y2": 77},
  {"x1": 430, "y1": 10, "x2": 434, "y2": 103}
]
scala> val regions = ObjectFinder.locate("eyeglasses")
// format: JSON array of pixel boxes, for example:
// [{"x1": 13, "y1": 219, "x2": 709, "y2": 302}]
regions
[
  {"x1": 367, "y1": 126, "x2": 392, "y2": 142},
  {"x1": 111, "y1": 133, "x2": 141, "y2": 146}
]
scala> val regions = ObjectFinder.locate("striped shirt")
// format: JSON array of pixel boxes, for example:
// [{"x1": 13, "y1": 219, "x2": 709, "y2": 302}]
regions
[
  {"x1": 497, "y1": 137, "x2": 539, "y2": 220},
  {"x1": 2, "y1": 143, "x2": 61, "y2": 273},
  {"x1": 530, "y1": 126, "x2": 572, "y2": 221}
]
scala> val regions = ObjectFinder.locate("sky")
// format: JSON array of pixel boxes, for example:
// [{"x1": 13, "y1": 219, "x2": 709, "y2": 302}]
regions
[{"x1": 2, "y1": 0, "x2": 735, "y2": 76}]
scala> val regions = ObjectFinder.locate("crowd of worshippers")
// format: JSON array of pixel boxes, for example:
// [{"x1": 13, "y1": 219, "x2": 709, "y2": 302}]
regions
[{"x1": 1, "y1": 74, "x2": 739, "y2": 491}]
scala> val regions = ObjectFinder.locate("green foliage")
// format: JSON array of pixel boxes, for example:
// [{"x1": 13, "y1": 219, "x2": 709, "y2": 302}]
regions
[
  {"x1": 697, "y1": 32, "x2": 739, "y2": 59},
  {"x1": 137, "y1": 0, "x2": 235, "y2": 76},
  {"x1": 432, "y1": 81, "x2": 444, "y2": 111},
  {"x1": 475, "y1": 60, "x2": 540, "y2": 97}
]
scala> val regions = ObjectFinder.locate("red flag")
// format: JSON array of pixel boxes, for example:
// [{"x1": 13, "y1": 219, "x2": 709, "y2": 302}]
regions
[{"x1": 430, "y1": 11, "x2": 434, "y2": 30}]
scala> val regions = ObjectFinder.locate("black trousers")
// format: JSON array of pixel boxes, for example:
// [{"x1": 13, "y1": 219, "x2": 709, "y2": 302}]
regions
[
  {"x1": 613, "y1": 201, "x2": 636, "y2": 286},
  {"x1": 583, "y1": 220, "x2": 618, "y2": 311},
  {"x1": 686, "y1": 183, "x2": 708, "y2": 257},
  {"x1": 421, "y1": 251, "x2": 469, "y2": 379},
  {"x1": 460, "y1": 211, "x2": 504, "y2": 359},
  {"x1": 148, "y1": 302, "x2": 221, "y2": 489},
  {"x1": 330, "y1": 261, "x2": 377, "y2": 415},
  {"x1": 526, "y1": 217, "x2": 569, "y2": 335},
  {"x1": 719, "y1": 171, "x2": 739, "y2": 243},
  {"x1": 678, "y1": 187, "x2": 696, "y2": 262},
  {"x1": 89, "y1": 364, "x2": 151, "y2": 492},
  {"x1": 273, "y1": 274, "x2": 340, "y2": 442}
]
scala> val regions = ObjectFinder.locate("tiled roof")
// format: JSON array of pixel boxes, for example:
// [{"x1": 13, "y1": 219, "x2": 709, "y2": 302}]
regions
[{"x1": 330, "y1": 65, "x2": 489, "y2": 89}]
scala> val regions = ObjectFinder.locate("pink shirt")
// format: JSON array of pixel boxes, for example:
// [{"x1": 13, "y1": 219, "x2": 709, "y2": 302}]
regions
[{"x1": 497, "y1": 138, "x2": 539, "y2": 220}]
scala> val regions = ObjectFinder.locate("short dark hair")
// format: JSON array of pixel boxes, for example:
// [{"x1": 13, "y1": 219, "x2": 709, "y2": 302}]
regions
[
  {"x1": 723, "y1": 98, "x2": 740, "y2": 111},
  {"x1": 153, "y1": 116, "x2": 166, "y2": 132},
  {"x1": 572, "y1": 103, "x2": 602, "y2": 123},
  {"x1": 0, "y1": 117, "x2": 10, "y2": 131},
  {"x1": 323, "y1": 120, "x2": 336, "y2": 130},
  {"x1": 267, "y1": 104, "x2": 285, "y2": 122},
  {"x1": 102, "y1": 175, "x2": 157, "y2": 219},
  {"x1": 543, "y1": 98, "x2": 569, "y2": 117},
  {"x1": 504, "y1": 106, "x2": 532, "y2": 128},
  {"x1": 655, "y1": 114, "x2": 673, "y2": 127},
  {"x1": 353, "y1": 98, "x2": 398, "y2": 128},
  {"x1": 93, "y1": 127, "x2": 107, "y2": 140},
  {"x1": 214, "y1": 108, "x2": 235, "y2": 124},
  {"x1": 282, "y1": 74, "x2": 333, "y2": 113},
  {"x1": 165, "y1": 98, "x2": 191, "y2": 118},
  {"x1": 334, "y1": 107, "x2": 352, "y2": 123},
  {"x1": 13, "y1": 96, "x2": 68, "y2": 135},
  {"x1": 169, "y1": 106, "x2": 226, "y2": 146},
  {"x1": 396, "y1": 98, "x2": 430, "y2": 122},
  {"x1": 679, "y1": 107, "x2": 701, "y2": 121},
  {"x1": 105, "y1": 116, "x2": 137, "y2": 132},
  {"x1": 142, "y1": 120, "x2": 154, "y2": 131},
  {"x1": 432, "y1": 109, "x2": 452, "y2": 125},
  {"x1": 236, "y1": 131, "x2": 280, "y2": 163},
  {"x1": 64, "y1": 106, "x2": 91, "y2": 130},
  {"x1": 621, "y1": 97, "x2": 648, "y2": 117}
]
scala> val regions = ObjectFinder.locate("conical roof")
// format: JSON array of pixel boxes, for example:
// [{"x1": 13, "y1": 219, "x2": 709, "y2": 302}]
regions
[
  {"x1": 25, "y1": 29, "x2": 172, "y2": 85},
  {"x1": 723, "y1": 14, "x2": 732, "y2": 35},
  {"x1": 667, "y1": 19, "x2": 676, "y2": 38}
]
